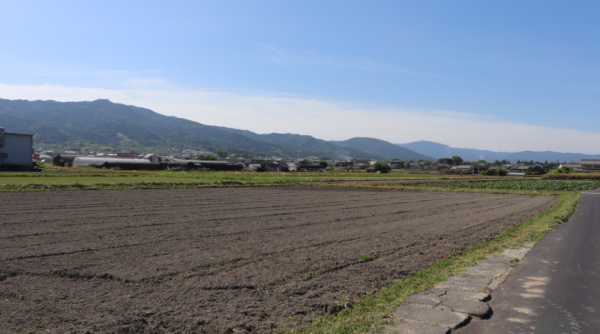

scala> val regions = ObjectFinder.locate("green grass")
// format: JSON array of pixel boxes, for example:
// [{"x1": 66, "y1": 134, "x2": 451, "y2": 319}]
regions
[
  {"x1": 299, "y1": 192, "x2": 580, "y2": 333},
  {"x1": 0, "y1": 168, "x2": 462, "y2": 189},
  {"x1": 543, "y1": 173, "x2": 600, "y2": 179},
  {"x1": 358, "y1": 254, "x2": 375, "y2": 263},
  {"x1": 414, "y1": 180, "x2": 600, "y2": 192}
]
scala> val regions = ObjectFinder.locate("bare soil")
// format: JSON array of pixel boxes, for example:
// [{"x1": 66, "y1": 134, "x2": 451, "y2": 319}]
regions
[{"x1": 0, "y1": 188, "x2": 558, "y2": 334}]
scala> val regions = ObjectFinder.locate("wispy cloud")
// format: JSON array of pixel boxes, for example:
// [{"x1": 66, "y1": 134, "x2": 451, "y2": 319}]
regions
[
  {"x1": 1, "y1": 82, "x2": 599, "y2": 154},
  {"x1": 259, "y1": 44, "x2": 436, "y2": 77}
]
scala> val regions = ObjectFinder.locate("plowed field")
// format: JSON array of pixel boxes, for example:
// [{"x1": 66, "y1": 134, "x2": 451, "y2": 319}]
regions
[{"x1": 0, "y1": 188, "x2": 558, "y2": 333}]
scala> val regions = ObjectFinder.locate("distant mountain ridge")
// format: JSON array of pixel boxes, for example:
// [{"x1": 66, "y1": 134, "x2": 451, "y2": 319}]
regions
[
  {"x1": 397, "y1": 140, "x2": 600, "y2": 163},
  {"x1": 0, "y1": 98, "x2": 426, "y2": 160},
  {"x1": 4, "y1": 98, "x2": 590, "y2": 162},
  {"x1": 214, "y1": 127, "x2": 386, "y2": 160},
  {"x1": 332, "y1": 137, "x2": 435, "y2": 161}
]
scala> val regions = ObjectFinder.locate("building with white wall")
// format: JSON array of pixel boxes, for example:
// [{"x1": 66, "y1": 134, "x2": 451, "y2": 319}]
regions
[{"x1": 0, "y1": 127, "x2": 34, "y2": 170}]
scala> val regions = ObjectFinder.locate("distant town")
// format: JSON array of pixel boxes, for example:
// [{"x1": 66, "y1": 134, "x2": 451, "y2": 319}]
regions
[{"x1": 32, "y1": 146, "x2": 600, "y2": 176}]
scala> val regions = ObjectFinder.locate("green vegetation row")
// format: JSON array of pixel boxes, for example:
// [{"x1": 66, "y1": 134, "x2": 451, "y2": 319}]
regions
[
  {"x1": 543, "y1": 173, "x2": 600, "y2": 180},
  {"x1": 415, "y1": 180, "x2": 600, "y2": 192},
  {"x1": 301, "y1": 192, "x2": 580, "y2": 333}
]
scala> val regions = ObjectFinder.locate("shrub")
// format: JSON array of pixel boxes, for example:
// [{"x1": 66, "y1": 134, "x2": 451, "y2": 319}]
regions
[
  {"x1": 554, "y1": 167, "x2": 571, "y2": 174},
  {"x1": 498, "y1": 168, "x2": 507, "y2": 176},
  {"x1": 484, "y1": 169, "x2": 498, "y2": 176},
  {"x1": 373, "y1": 162, "x2": 391, "y2": 173}
]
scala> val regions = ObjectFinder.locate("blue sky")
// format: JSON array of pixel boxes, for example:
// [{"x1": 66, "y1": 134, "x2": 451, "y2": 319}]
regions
[{"x1": 1, "y1": 1, "x2": 600, "y2": 152}]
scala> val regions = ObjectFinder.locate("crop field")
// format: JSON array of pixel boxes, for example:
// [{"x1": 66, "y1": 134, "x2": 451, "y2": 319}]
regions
[
  {"x1": 414, "y1": 180, "x2": 600, "y2": 192},
  {"x1": 0, "y1": 170, "x2": 468, "y2": 191},
  {"x1": 0, "y1": 176, "x2": 206, "y2": 185},
  {"x1": 0, "y1": 187, "x2": 558, "y2": 333}
]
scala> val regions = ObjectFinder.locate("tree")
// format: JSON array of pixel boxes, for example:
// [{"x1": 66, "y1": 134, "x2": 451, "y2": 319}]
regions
[
  {"x1": 494, "y1": 160, "x2": 500, "y2": 165},
  {"x1": 484, "y1": 169, "x2": 498, "y2": 176},
  {"x1": 318, "y1": 160, "x2": 327, "y2": 167},
  {"x1": 452, "y1": 156, "x2": 463, "y2": 166},
  {"x1": 438, "y1": 158, "x2": 453, "y2": 165},
  {"x1": 197, "y1": 154, "x2": 217, "y2": 160},
  {"x1": 498, "y1": 168, "x2": 507, "y2": 176},
  {"x1": 215, "y1": 150, "x2": 228, "y2": 157},
  {"x1": 373, "y1": 162, "x2": 391, "y2": 173}
]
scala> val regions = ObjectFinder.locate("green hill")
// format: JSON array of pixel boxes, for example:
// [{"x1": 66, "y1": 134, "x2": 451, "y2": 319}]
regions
[
  {"x1": 0, "y1": 99, "x2": 377, "y2": 158},
  {"x1": 0, "y1": 98, "x2": 433, "y2": 160},
  {"x1": 215, "y1": 127, "x2": 384, "y2": 160},
  {"x1": 332, "y1": 137, "x2": 435, "y2": 161}
]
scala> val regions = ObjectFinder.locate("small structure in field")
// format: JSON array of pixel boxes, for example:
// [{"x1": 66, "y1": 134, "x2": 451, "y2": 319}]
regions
[
  {"x1": 0, "y1": 127, "x2": 34, "y2": 170},
  {"x1": 450, "y1": 165, "x2": 473, "y2": 172},
  {"x1": 352, "y1": 159, "x2": 371, "y2": 169},
  {"x1": 53, "y1": 154, "x2": 86, "y2": 167},
  {"x1": 143, "y1": 153, "x2": 160, "y2": 163}
]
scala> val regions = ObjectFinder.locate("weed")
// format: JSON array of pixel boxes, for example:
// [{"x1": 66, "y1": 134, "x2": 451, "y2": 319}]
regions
[{"x1": 358, "y1": 254, "x2": 374, "y2": 262}]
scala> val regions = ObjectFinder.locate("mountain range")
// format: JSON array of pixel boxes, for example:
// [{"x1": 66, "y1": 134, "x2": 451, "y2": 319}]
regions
[
  {"x1": 1, "y1": 98, "x2": 597, "y2": 163},
  {"x1": 0, "y1": 98, "x2": 432, "y2": 160},
  {"x1": 397, "y1": 141, "x2": 600, "y2": 163}
]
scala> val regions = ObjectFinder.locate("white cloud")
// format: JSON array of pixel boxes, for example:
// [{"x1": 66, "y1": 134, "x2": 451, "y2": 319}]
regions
[{"x1": 1, "y1": 83, "x2": 599, "y2": 154}]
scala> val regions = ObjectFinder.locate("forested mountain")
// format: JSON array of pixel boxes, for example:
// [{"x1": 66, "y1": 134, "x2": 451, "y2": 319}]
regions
[
  {"x1": 5, "y1": 98, "x2": 591, "y2": 162},
  {"x1": 0, "y1": 98, "x2": 424, "y2": 159},
  {"x1": 397, "y1": 140, "x2": 600, "y2": 163},
  {"x1": 216, "y1": 127, "x2": 386, "y2": 160},
  {"x1": 332, "y1": 137, "x2": 435, "y2": 161},
  {"x1": 0, "y1": 99, "x2": 286, "y2": 155}
]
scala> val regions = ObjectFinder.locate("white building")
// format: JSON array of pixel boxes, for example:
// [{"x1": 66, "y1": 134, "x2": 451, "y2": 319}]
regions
[{"x1": 0, "y1": 127, "x2": 34, "y2": 170}]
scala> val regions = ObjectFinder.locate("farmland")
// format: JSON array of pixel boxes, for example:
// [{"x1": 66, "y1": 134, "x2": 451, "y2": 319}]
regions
[
  {"x1": 414, "y1": 180, "x2": 600, "y2": 192},
  {"x1": 0, "y1": 187, "x2": 559, "y2": 333}
]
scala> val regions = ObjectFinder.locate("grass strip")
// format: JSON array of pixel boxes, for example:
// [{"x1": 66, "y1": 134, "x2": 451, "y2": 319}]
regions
[
  {"x1": 0, "y1": 173, "x2": 150, "y2": 177},
  {"x1": 299, "y1": 192, "x2": 580, "y2": 333},
  {"x1": 543, "y1": 173, "x2": 600, "y2": 180}
]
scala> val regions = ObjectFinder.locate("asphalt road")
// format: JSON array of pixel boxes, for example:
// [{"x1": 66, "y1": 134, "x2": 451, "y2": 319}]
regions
[{"x1": 458, "y1": 189, "x2": 600, "y2": 334}]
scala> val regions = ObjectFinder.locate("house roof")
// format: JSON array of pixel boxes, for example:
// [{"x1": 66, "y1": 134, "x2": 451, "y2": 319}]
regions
[
  {"x1": 4, "y1": 131, "x2": 34, "y2": 137},
  {"x1": 451, "y1": 165, "x2": 472, "y2": 170},
  {"x1": 581, "y1": 160, "x2": 600, "y2": 164}
]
